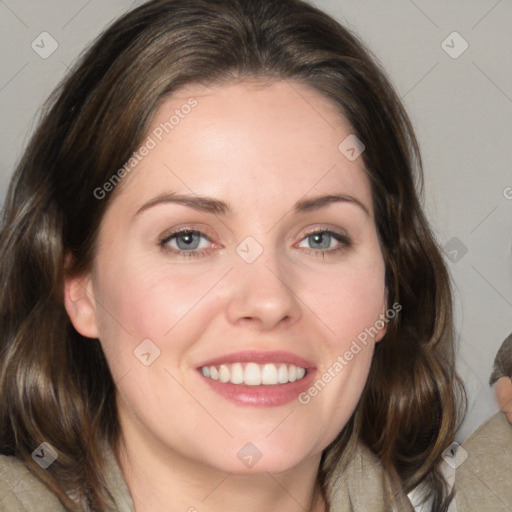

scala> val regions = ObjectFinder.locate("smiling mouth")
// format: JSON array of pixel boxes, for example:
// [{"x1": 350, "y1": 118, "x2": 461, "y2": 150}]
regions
[{"x1": 200, "y1": 362, "x2": 307, "y2": 386}]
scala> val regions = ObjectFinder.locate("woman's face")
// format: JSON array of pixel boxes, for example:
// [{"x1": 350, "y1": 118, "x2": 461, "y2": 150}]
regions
[{"x1": 66, "y1": 79, "x2": 388, "y2": 474}]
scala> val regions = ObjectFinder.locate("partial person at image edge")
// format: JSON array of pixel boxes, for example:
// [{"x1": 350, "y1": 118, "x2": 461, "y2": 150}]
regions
[{"x1": 455, "y1": 332, "x2": 512, "y2": 511}]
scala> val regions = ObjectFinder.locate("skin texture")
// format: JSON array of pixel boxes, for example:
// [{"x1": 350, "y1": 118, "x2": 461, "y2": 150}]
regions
[
  {"x1": 494, "y1": 376, "x2": 512, "y2": 424},
  {"x1": 64, "y1": 79, "x2": 388, "y2": 512}
]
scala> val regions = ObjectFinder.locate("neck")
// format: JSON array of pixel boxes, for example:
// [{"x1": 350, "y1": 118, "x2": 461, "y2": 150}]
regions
[{"x1": 116, "y1": 415, "x2": 328, "y2": 512}]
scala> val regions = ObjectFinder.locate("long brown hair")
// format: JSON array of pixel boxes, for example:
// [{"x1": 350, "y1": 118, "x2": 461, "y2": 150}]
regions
[{"x1": 0, "y1": 0, "x2": 466, "y2": 510}]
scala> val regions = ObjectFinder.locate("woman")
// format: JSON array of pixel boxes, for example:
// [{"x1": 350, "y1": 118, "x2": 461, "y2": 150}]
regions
[{"x1": 0, "y1": 0, "x2": 466, "y2": 511}]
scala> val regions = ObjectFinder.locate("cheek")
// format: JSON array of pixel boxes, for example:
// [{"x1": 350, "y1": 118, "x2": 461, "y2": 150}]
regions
[
  {"x1": 310, "y1": 258, "x2": 387, "y2": 346},
  {"x1": 91, "y1": 252, "x2": 220, "y2": 367},
  {"x1": 295, "y1": 253, "x2": 386, "y2": 427}
]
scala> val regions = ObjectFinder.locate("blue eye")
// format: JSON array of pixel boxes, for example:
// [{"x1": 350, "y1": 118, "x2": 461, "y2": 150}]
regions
[
  {"x1": 296, "y1": 229, "x2": 351, "y2": 257},
  {"x1": 159, "y1": 228, "x2": 351, "y2": 258},
  {"x1": 160, "y1": 229, "x2": 211, "y2": 258}
]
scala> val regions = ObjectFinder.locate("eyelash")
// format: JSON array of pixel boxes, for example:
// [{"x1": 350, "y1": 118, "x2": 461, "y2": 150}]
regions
[{"x1": 158, "y1": 227, "x2": 352, "y2": 259}]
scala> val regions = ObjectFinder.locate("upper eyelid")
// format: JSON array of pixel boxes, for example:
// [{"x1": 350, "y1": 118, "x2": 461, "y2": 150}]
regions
[{"x1": 160, "y1": 226, "x2": 213, "y2": 241}]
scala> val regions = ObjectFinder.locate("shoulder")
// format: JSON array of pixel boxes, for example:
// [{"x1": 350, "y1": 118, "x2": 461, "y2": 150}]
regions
[
  {"x1": 0, "y1": 454, "x2": 66, "y2": 512},
  {"x1": 455, "y1": 412, "x2": 512, "y2": 511},
  {"x1": 328, "y1": 440, "x2": 415, "y2": 512}
]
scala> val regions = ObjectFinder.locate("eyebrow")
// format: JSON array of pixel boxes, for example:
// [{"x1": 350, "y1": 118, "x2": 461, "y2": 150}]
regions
[{"x1": 134, "y1": 192, "x2": 370, "y2": 218}]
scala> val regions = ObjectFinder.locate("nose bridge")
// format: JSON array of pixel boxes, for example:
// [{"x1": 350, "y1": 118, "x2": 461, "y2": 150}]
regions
[{"x1": 225, "y1": 235, "x2": 300, "y2": 329}]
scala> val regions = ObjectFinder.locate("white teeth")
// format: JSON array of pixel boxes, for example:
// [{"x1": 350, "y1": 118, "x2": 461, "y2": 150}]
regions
[
  {"x1": 200, "y1": 362, "x2": 307, "y2": 386},
  {"x1": 277, "y1": 364, "x2": 288, "y2": 383},
  {"x1": 261, "y1": 363, "x2": 278, "y2": 385},
  {"x1": 244, "y1": 362, "x2": 261, "y2": 386},
  {"x1": 219, "y1": 364, "x2": 230, "y2": 383},
  {"x1": 230, "y1": 362, "x2": 244, "y2": 384}
]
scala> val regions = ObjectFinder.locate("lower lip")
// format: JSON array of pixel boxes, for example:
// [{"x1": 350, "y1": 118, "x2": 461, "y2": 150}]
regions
[{"x1": 198, "y1": 369, "x2": 317, "y2": 407}]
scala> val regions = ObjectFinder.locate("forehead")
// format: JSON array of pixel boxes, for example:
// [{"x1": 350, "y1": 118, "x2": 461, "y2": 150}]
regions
[{"x1": 109, "y1": 79, "x2": 373, "y2": 217}]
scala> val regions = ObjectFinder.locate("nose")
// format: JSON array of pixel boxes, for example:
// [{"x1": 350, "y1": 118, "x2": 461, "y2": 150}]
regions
[{"x1": 224, "y1": 246, "x2": 302, "y2": 331}]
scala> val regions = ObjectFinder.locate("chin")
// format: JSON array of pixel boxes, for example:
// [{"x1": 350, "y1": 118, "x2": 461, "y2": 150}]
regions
[
  {"x1": 201, "y1": 439, "x2": 319, "y2": 475},
  {"x1": 214, "y1": 458, "x2": 307, "y2": 476}
]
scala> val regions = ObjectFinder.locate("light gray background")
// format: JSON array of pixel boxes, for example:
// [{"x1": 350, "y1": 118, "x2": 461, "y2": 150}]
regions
[{"x1": 0, "y1": 0, "x2": 511, "y2": 442}]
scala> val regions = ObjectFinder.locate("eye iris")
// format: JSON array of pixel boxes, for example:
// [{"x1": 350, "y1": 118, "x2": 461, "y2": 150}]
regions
[
  {"x1": 310, "y1": 232, "x2": 330, "y2": 249},
  {"x1": 177, "y1": 232, "x2": 200, "y2": 250}
]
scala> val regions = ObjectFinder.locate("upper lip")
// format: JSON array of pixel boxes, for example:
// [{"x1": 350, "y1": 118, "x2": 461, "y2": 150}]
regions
[{"x1": 196, "y1": 351, "x2": 315, "y2": 369}]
